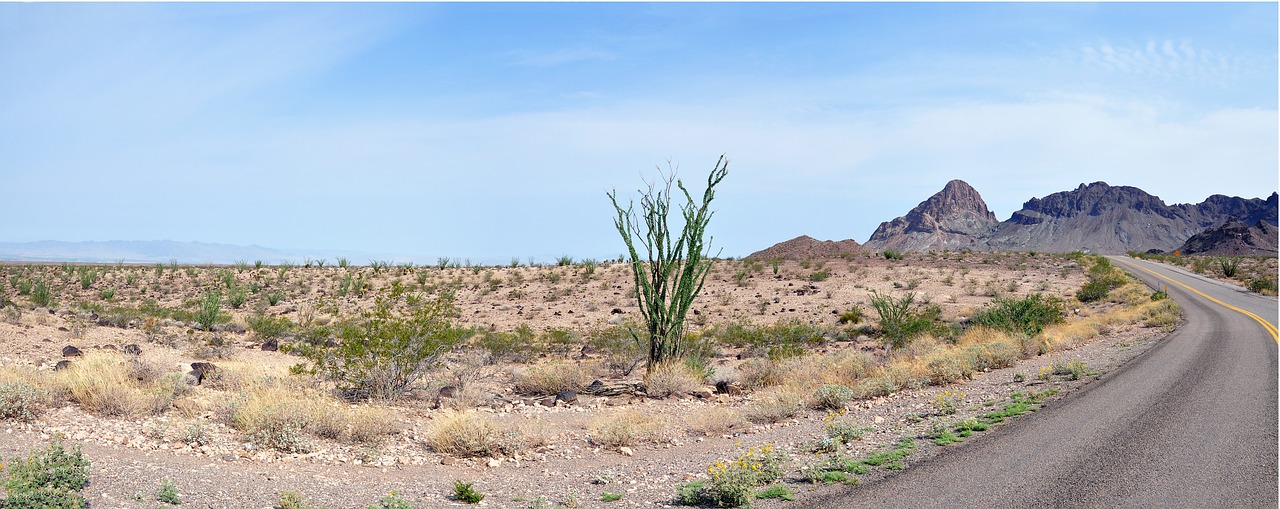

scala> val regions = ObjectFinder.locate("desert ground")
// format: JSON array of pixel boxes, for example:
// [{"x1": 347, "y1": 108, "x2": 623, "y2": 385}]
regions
[{"x1": 0, "y1": 250, "x2": 1266, "y2": 507}]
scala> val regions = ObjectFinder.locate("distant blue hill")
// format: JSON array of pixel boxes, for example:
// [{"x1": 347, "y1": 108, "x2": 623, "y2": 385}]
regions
[{"x1": 0, "y1": 240, "x2": 387, "y2": 265}]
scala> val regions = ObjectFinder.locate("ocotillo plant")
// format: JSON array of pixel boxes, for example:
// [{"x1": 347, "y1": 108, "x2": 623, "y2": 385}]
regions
[{"x1": 608, "y1": 155, "x2": 728, "y2": 369}]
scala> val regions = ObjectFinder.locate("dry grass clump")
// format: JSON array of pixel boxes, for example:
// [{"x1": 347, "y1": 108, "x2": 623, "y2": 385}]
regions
[
  {"x1": 428, "y1": 410, "x2": 505, "y2": 457},
  {"x1": 1140, "y1": 298, "x2": 1182, "y2": 328},
  {"x1": 512, "y1": 362, "x2": 590, "y2": 396},
  {"x1": 684, "y1": 407, "x2": 746, "y2": 436},
  {"x1": 773, "y1": 349, "x2": 872, "y2": 390},
  {"x1": 735, "y1": 358, "x2": 785, "y2": 390},
  {"x1": 643, "y1": 361, "x2": 706, "y2": 398},
  {"x1": 743, "y1": 385, "x2": 806, "y2": 424},
  {"x1": 588, "y1": 408, "x2": 672, "y2": 448},
  {"x1": 55, "y1": 352, "x2": 181, "y2": 417},
  {"x1": 223, "y1": 383, "x2": 399, "y2": 452}
]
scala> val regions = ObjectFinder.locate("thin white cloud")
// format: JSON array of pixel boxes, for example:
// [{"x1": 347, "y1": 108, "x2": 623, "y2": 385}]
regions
[
  {"x1": 1079, "y1": 38, "x2": 1246, "y2": 84},
  {"x1": 511, "y1": 48, "x2": 616, "y2": 67}
]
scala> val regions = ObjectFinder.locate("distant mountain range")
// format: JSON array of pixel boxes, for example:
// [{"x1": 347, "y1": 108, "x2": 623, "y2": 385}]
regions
[
  {"x1": 751, "y1": 181, "x2": 1278, "y2": 257},
  {"x1": 0, "y1": 240, "x2": 391, "y2": 265}
]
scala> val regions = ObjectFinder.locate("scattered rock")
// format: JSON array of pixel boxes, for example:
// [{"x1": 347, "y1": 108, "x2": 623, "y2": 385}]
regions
[
  {"x1": 61, "y1": 345, "x2": 82, "y2": 357},
  {"x1": 555, "y1": 390, "x2": 578, "y2": 405},
  {"x1": 123, "y1": 344, "x2": 142, "y2": 356},
  {"x1": 54, "y1": 360, "x2": 72, "y2": 371},
  {"x1": 260, "y1": 339, "x2": 278, "y2": 352},
  {"x1": 189, "y1": 362, "x2": 218, "y2": 385},
  {"x1": 619, "y1": 447, "x2": 634, "y2": 457}
]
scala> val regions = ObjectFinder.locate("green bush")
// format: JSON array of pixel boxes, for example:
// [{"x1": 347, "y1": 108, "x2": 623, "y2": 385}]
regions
[
  {"x1": 248, "y1": 314, "x2": 294, "y2": 340},
  {"x1": 276, "y1": 490, "x2": 330, "y2": 509},
  {"x1": 883, "y1": 249, "x2": 904, "y2": 260},
  {"x1": 452, "y1": 480, "x2": 485, "y2": 504},
  {"x1": 195, "y1": 289, "x2": 223, "y2": 330},
  {"x1": 703, "y1": 319, "x2": 824, "y2": 359},
  {"x1": 969, "y1": 294, "x2": 1064, "y2": 336},
  {"x1": 30, "y1": 280, "x2": 52, "y2": 308},
  {"x1": 1218, "y1": 257, "x2": 1240, "y2": 278},
  {"x1": 290, "y1": 286, "x2": 471, "y2": 400},
  {"x1": 3, "y1": 438, "x2": 90, "y2": 509},
  {"x1": 0, "y1": 382, "x2": 44, "y2": 422},
  {"x1": 1249, "y1": 276, "x2": 1277, "y2": 295},
  {"x1": 1076, "y1": 257, "x2": 1127, "y2": 303},
  {"x1": 683, "y1": 444, "x2": 788, "y2": 508},
  {"x1": 869, "y1": 291, "x2": 943, "y2": 348},
  {"x1": 368, "y1": 491, "x2": 413, "y2": 509},
  {"x1": 156, "y1": 478, "x2": 180, "y2": 505}
]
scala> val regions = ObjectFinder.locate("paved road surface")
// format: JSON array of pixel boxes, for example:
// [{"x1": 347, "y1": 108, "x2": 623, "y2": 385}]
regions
[{"x1": 810, "y1": 256, "x2": 1278, "y2": 508}]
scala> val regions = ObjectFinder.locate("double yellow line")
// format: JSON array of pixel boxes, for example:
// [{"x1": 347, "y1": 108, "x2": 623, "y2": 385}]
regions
[{"x1": 1113, "y1": 257, "x2": 1278, "y2": 343}]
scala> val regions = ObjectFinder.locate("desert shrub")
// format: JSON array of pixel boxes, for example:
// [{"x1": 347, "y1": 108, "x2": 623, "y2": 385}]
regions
[
  {"x1": 475, "y1": 325, "x2": 537, "y2": 364},
  {"x1": 1249, "y1": 276, "x2": 1277, "y2": 295},
  {"x1": 869, "y1": 291, "x2": 943, "y2": 349},
  {"x1": 369, "y1": 491, "x2": 413, "y2": 509},
  {"x1": 837, "y1": 306, "x2": 863, "y2": 325},
  {"x1": 0, "y1": 382, "x2": 44, "y2": 421},
  {"x1": 452, "y1": 481, "x2": 485, "y2": 504},
  {"x1": 1076, "y1": 257, "x2": 1127, "y2": 303},
  {"x1": 588, "y1": 409, "x2": 670, "y2": 448},
  {"x1": 30, "y1": 280, "x2": 52, "y2": 308},
  {"x1": 195, "y1": 288, "x2": 223, "y2": 330},
  {"x1": 644, "y1": 361, "x2": 705, "y2": 398},
  {"x1": 227, "y1": 285, "x2": 249, "y2": 309},
  {"x1": 811, "y1": 384, "x2": 854, "y2": 410},
  {"x1": 588, "y1": 325, "x2": 645, "y2": 376},
  {"x1": 883, "y1": 249, "x2": 904, "y2": 260},
  {"x1": 743, "y1": 386, "x2": 805, "y2": 423},
  {"x1": 736, "y1": 358, "x2": 785, "y2": 389},
  {"x1": 290, "y1": 286, "x2": 471, "y2": 401},
  {"x1": 970, "y1": 294, "x2": 1064, "y2": 337},
  {"x1": 682, "y1": 444, "x2": 788, "y2": 508},
  {"x1": 276, "y1": 491, "x2": 330, "y2": 509},
  {"x1": 428, "y1": 411, "x2": 503, "y2": 457},
  {"x1": 609, "y1": 157, "x2": 727, "y2": 369},
  {"x1": 512, "y1": 362, "x2": 589, "y2": 396},
  {"x1": 1142, "y1": 299, "x2": 1182, "y2": 328},
  {"x1": 242, "y1": 402, "x2": 315, "y2": 453},
  {"x1": 3, "y1": 437, "x2": 90, "y2": 509},
  {"x1": 1218, "y1": 257, "x2": 1241, "y2": 278},
  {"x1": 705, "y1": 319, "x2": 824, "y2": 359},
  {"x1": 685, "y1": 407, "x2": 747, "y2": 436},
  {"x1": 248, "y1": 314, "x2": 294, "y2": 339}
]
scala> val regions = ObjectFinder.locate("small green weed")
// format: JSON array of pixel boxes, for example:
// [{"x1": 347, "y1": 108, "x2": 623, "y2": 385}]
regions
[
  {"x1": 156, "y1": 478, "x2": 181, "y2": 505},
  {"x1": 601, "y1": 492, "x2": 623, "y2": 502},
  {"x1": 453, "y1": 480, "x2": 485, "y2": 504}
]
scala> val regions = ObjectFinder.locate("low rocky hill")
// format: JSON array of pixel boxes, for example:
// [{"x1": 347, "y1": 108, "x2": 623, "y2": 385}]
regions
[
  {"x1": 744, "y1": 235, "x2": 863, "y2": 260},
  {"x1": 1178, "y1": 217, "x2": 1279, "y2": 256}
]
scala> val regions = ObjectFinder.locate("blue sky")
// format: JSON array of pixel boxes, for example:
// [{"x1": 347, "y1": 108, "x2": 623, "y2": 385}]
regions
[{"x1": 2, "y1": 3, "x2": 1276, "y2": 263}]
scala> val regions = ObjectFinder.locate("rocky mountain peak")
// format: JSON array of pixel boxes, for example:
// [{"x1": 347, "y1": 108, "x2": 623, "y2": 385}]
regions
[{"x1": 863, "y1": 179, "x2": 999, "y2": 252}]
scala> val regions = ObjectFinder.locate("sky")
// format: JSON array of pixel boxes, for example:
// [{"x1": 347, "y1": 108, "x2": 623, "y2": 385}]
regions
[{"x1": 2, "y1": 2, "x2": 1276, "y2": 263}]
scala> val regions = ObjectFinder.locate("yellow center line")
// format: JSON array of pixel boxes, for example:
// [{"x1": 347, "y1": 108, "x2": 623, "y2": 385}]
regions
[{"x1": 1114, "y1": 257, "x2": 1278, "y2": 343}]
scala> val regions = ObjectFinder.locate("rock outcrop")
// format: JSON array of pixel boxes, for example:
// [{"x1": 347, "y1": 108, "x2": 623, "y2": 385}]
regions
[
  {"x1": 1178, "y1": 217, "x2": 1279, "y2": 256},
  {"x1": 987, "y1": 183, "x2": 1278, "y2": 253},
  {"x1": 745, "y1": 235, "x2": 863, "y2": 260},
  {"x1": 863, "y1": 179, "x2": 999, "y2": 252}
]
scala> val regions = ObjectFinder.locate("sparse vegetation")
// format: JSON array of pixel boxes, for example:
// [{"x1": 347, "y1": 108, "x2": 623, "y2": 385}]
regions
[{"x1": 2, "y1": 437, "x2": 91, "y2": 509}]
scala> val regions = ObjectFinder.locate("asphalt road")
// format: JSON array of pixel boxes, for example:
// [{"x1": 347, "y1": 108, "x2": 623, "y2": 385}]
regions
[{"x1": 810, "y1": 256, "x2": 1278, "y2": 508}]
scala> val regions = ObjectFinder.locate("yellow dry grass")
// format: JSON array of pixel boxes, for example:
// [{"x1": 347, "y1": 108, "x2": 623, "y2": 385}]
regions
[
  {"x1": 587, "y1": 408, "x2": 672, "y2": 447},
  {"x1": 643, "y1": 361, "x2": 705, "y2": 398},
  {"x1": 428, "y1": 409, "x2": 504, "y2": 457}
]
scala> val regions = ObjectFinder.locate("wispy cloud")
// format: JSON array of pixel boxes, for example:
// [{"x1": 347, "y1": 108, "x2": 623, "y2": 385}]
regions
[
  {"x1": 510, "y1": 48, "x2": 616, "y2": 67},
  {"x1": 1079, "y1": 39, "x2": 1241, "y2": 83}
]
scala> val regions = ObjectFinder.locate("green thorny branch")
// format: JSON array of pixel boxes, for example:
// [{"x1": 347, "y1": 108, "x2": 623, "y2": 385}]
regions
[{"x1": 608, "y1": 155, "x2": 728, "y2": 369}]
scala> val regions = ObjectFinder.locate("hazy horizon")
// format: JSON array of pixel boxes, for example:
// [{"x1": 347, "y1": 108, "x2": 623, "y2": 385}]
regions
[{"x1": 3, "y1": 3, "x2": 1276, "y2": 260}]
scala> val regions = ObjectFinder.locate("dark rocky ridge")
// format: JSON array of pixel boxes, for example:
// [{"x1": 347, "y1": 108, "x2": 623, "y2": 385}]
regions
[
  {"x1": 751, "y1": 180, "x2": 1276, "y2": 256},
  {"x1": 863, "y1": 180, "x2": 999, "y2": 252},
  {"x1": 1178, "y1": 217, "x2": 1279, "y2": 256},
  {"x1": 987, "y1": 183, "x2": 1277, "y2": 253},
  {"x1": 744, "y1": 235, "x2": 863, "y2": 260}
]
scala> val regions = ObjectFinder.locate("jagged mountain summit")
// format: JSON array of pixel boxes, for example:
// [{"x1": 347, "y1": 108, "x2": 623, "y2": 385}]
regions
[
  {"x1": 862, "y1": 179, "x2": 999, "y2": 252},
  {"x1": 745, "y1": 235, "x2": 863, "y2": 260},
  {"x1": 855, "y1": 180, "x2": 1277, "y2": 254},
  {"x1": 1178, "y1": 217, "x2": 1279, "y2": 256},
  {"x1": 987, "y1": 182, "x2": 1277, "y2": 253}
]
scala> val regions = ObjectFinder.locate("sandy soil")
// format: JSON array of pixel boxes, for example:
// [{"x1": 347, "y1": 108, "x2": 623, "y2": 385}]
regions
[{"x1": 0, "y1": 252, "x2": 1174, "y2": 508}]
